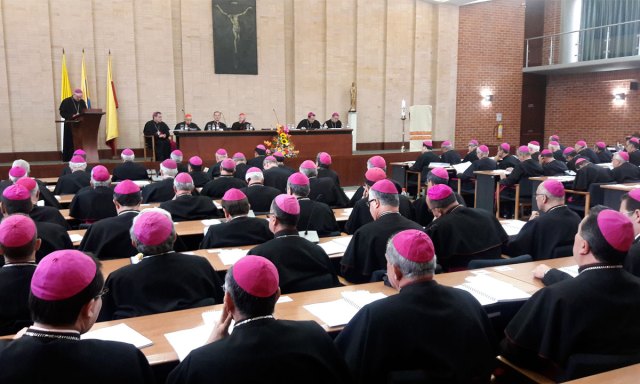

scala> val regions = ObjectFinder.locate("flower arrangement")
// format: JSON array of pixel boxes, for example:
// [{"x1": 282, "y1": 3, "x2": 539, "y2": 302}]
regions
[{"x1": 264, "y1": 124, "x2": 299, "y2": 158}]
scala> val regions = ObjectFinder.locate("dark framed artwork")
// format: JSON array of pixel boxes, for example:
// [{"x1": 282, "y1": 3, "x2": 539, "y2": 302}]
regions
[{"x1": 212, "y1": 0, "x2": 258, "y2": 75}]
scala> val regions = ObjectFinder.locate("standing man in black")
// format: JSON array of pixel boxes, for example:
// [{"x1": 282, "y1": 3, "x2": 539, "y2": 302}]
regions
[
  {"x1": 143, "y1": 111, "x2": 171, "y2": 161},
  {"x1": 59, "y1": 88, "x2": 87, "y2": 161}
]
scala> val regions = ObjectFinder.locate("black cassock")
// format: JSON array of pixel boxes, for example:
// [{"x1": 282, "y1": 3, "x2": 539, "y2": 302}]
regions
[
  {"x1": 459, "y1": 158, "x2": 497, "y2": 192},
  {"x1": 578, "y1": 147, "x2": 600, "y2": 164},
  {"x1": 189, "y1": 171, "x2": 211, "y2": 188},
  {"x1": 200, "y1": 216, "x2": 273, "y2": 249},
  {"x1": 203, "y1": 120, "x2": 227, "y2": 130},
  {"x1": 497, "y1": 154, "x2": 520, "y2": 170},
  {"x1": 248, "y1": 230, "x2": 340, "y2": 294},
  {"x1": 341, "y1": 213, "x2": 424, "y2": 283},
  {"x1": 553, "y1": 149, "x2": 566, "y2": 162},
  {"x1": 611, "y1": 161, "x2": 640, "y2": 183},
  {"x1": 246, "y1": 155, "x2": 266, "y2": 169},
  {"x1": 141, "y1": 178, "x2": 175, "y2": 203},
  {"x1": 69, "y1": 186, "x2": 117, "y2": 223},
  {"x1": 176, "y1": 162, "x2": 188, "y2": 173},
  {"x1": 235, "y1": 163, "x2": 249, "y2": 182},
  {"x1": 324, "y1": 119, "x2": 343, "y2": 128},
  {"x1": 159, "y1": 194, "x2": 221, "y2": 222},
  {"x1": 296, "y1": 119, "x2": 321, "y2": 129},
  {"x1": 463, "y1": 149, "x2": 479, "y2": 163},
  {"x1": 167, "y1": 319, "x2": 351, "y2": 384},
  {"x1": 500, "y1": 158, "x2": 544, "y2": 187},
  {"x1": 263, "y1": 166, "x2": 292, "y2": 192},
  {"x1": 35, "y1": 179, "x2": 61, "y2": 208},
  {"x1": 543, "y1": 159, "x2": 568, "y2": 176},
  {"x1": 317, "y1": 166, "x2": 342, "y2": 186},
  {"x1": 231, "y1": 121, "x2": 251, "y2": 130},
  {"x1": 409, "y1": 151, "x2": 441, "y2": 180},
  {"x1": 505, "y1": 205, "x2": 581, "y2": 260},
  {"x1": 309, "y1": 177, "x2": 349, "y2": 208},
  {"x1": 112, "y1": 162, "x2": 148, "y2": 181},
  {"x1": 345, "y1": 195, "x2": 416, "y2": 235},
  {"x1": 206, "y1": 161, "x2": 221, "y2": 178},
  {"x1": 240, "y1": 184, "x2": 280, "y2": 213},
  {"x1": 597, "y1": 149, "x2": 613, "y2": 163},
  {"x1": 79, "y1": 210, "x2": 139, "y2": 260},
  {"x1": 297, "y1": 198, "x2": 340, "y2": 237},
  {"x1": 29, "y1": 205, "x2": 69, "y2": 229},
  {"x1": 174, "y1": 122, "x2": 200, "y2": 131},
  {"x1": 426, "y1": 206, "x2": 508, "y2": 271},
  {"x1": 34, "y1": 221, "x2": 73, "y2": 262},
  {"x1": 53, "y1": 171, "x2": 90, "y2": 195},
  {"x1": 630, "y1": 150, "x2": 640, "y2": 166},
  {"x1": 143, "y1": 120, "x2": 171, "y2": 161},
  {"x1": 59, "y1": 164, "x2": 94, "y2": 177},
  {"x1": 0, "y1": 264, "x2": 36, "y2": 336},
  {"x1": 441, "y1": 150, "x2": 461, "y2": 165},
  {"x1": 572, "y1": 163, "x2": 613, "y2": 191},
  {"x1": 59, "y1": 96, "x2": 87, "y2": 161},
  {"x1": 200, "y1": 176, "x2": 247, "y2": 199},
  {"x1": 0, "y1": 331, "x2": 154, "y2": 384},
  {"x1": 624, "y1": 237, "x2": 640, "y2": 277},
  {"x1": 502, "y1": 268, "x2": 640, "y2": 377},
  {"x1": 335, "y1": 280, "x2": 497, "y2": 384},
  {"x1": 413, "y1": 192, "x2": 465, "y2": 227},
  {"x1": 99, "y1": 252, "x2": 224, "y2": 321}
]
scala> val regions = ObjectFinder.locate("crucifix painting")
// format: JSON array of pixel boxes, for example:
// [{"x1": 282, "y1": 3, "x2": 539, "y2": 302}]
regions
[{"x1": 212, "y1": 0, "x2": 258, "y2": 75}]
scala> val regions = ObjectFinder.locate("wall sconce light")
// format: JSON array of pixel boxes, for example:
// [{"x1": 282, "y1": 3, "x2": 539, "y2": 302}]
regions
[
  {"x1": 481, "y1": 94, "x2": 494, "y2": 106},
  {"x1": 614, "y1": 93, "x2": 626, "y2": 101}
]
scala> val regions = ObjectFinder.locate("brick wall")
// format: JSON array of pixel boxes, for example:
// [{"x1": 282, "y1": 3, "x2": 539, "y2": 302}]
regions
[{"x1": 455, "y1": 0, "x2": 526, "y2": 150}]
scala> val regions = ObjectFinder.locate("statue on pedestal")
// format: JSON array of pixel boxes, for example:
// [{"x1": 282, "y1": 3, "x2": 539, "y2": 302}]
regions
[{"x1": 349, "y1": 82, "x2": 357, "y2": 112}]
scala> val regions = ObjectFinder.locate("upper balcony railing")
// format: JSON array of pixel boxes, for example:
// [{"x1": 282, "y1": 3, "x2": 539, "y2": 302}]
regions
[{"x1": 525, "y1": 20, "x2": 640, "y2": 68}]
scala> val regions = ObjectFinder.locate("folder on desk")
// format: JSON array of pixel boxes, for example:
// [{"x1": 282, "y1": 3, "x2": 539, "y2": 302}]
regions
[{"x1": 454, "y1": 275, "x2": 531, "y2": 306}]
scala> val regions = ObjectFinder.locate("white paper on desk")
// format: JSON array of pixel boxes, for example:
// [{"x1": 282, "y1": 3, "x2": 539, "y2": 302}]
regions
[
  {"x1": 318, "y1": 241, "x2": 348, "y2": 256},
  {"x1": 218, "y1": 249, "x2": 249, "y2": 265},
  {"x1": 55, "y1": 195, "x2": 61, "y2": 200},
  {"x1": 213, "y1": 201, "x2": 222, "y2": 209},
  {"x1": 37, "y1": 200, "x2": 45, "y2": 206},
  {"x1": 201, "y1": 310, "x2": 236, "y2": 334},
  {"x1": 501, "y1": 220, "x2": 527, "y2": 236},
  {"x1": 133, "y1": 180, "x2": 151, "y2": 187},
  {"x1": 345, "y1": 190, "x2": 356, "y2": 200},
  {"x1": 341, "y1": 291, "x2": 387, "y2": 309},
  {"x1": 548, "y1": 175, "x2": 575, "y2": 183},
  {"x1": 331, "y1": 236, "x2": 353, "y2": 248},
  {"x1": 304, "y1": 299, "x2": 360, "y2": 327},
  {"x1": 201, "y1": 219, "x2": 222, "y2": 226},
  {"x1": 164, "y1": 324, "x2": 215, "y2": 361},
  {"x1": 558, "y1": 265, "x2": 579, "y2": 278},
  {"x1": 83, "y1": 323, "x2": 153, "y2": 349},
  {"x1": 455, "y1": 275, "x2": 531, "y2": 306},
  {"x1": 429, "y1": 162, "x2": 450, "y2": 168},
  {"x1": 69, "y1": 234, "x2": 83, "y2": 243},
  {"x1": 452, "y1": 161, "x2": 472, "y2": 175}
]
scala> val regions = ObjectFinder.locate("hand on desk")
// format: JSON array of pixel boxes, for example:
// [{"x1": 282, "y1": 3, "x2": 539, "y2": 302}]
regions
[
  {"x1": 207, "y1": 305, "x2": 233, "y2": 343},
  {"x1": 533, "y1": 264, "x2": 551, "y2": 279}
]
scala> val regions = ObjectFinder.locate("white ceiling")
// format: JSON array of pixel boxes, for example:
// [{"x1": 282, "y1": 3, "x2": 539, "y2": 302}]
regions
[{"x1": 425, "y1": 0, "x2": 492, "y2": 6}]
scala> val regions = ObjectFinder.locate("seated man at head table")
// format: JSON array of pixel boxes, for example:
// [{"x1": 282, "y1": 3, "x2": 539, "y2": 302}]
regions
[
  {"x1": 495, "y1": 142, "x2": 520, "y2": 170},
  {"x1": 0, "y1": 250, "x2": 154, "y2": 383},
  {"x1": 610, "y1": 151, "x2": 640, "y2": 183},
  {"x1": 287, "y1": 172, "x2": 340, "y2": 237},
  {"x1": 111, "y1": 148, "x2": 148, "y2": 181},
  {"x1": 99, "y1": 208, "x2": 224, "y2": 320},
  {"x1": 232, "y1": 152, "x2": 249, "y2": 182},
  {"x1": 53, "y1": 155, "x2": 91, "y2": 195},
  {"x1": 296, "y1": 111, "x2": 321, "y2": 130},
  {"x1": 504, "y1": 180, "x2": 581, "y2": 261},
  {"x1": 247, "y1": 194, "x2": 340, "y2": 294},
  {"x1": 246, "y1": 144, "x2": 267, "y2": 169},
  {"x1": 79, "y1": 180, "x2": 141, "y2": 260},
  {"x1": 231, "y1": 112, "x2": 252, "y2": 131},
  {"x1": 0, "y1": 215, "x2": 39, "y2": 335},
  {"x1": 463, "y1": 139, "x2": 479, "y2": 163},
  {"x1": 1, "y1": 185, "x2": 72, "y2": 263},
  {"x1": 341, "y1": 179, "x2": 424, "y2": 284},
  {"x1": 335, "y1": 230, "x2": 497, "y2": 384},
  {"x1": 345, "y1": 167, "x2": 415, "y2": 235},
  {"x1": 200, "y1": 188, "x2": 273, "y2": 249},
  {"x1": 324, "y1": 112, "x2": 342, "y2": 128},
  {"x1": 594, "y1": 141, "x2": 613, "y2": 163},
  {"x1": 201, "y1": 158, "x2": 248, "y2": 199},
  {"x1": 501, "y1": 209, "x2": 640, "y2": 381},
  {"x1": 413, "y1": 167, "x2": 466, "y2": 227},
  {"x1": 171, "y1": 149, "x2": 188, "y2": 173},
  {"x1": 203, "y1": 110, "x2": 227, "y2": 131},
  {"x1": 69, "y1": 165, "x2": 118, "y2": 224},
  {"x1": 159, "y1": 173, "x2": 221, "y2": 222},
  {"x1": 187, "y1": 156, "x2": 211, "y2": 188},
  {"x1": 240, "y1": 167, "x2": 281, "y2": 213},
  {"x1": 440, "y1": 140, "x2": 461, "y2": 165},
  {"x1": 166, "y1": 256, "x2": 351, "y2": 384},
  {"x1": 174, "y1": 113, "x2": 200, "y2": 131},
  {"x1": 141, "y1": 159, "x2": 179, "y2": 203},
  {"x1": 426, "y1": 184, "x2": 508, "y2": 272},
  {"x1": 539, "y1": 149, "x2": 568, "y2": 176},
  {"x1": 299, "y1": 160, "x2": 349, "y2": 208},
  {"x1": 16, "y1": 177, "x2": 68, "y2": 229},
  {"x1": 206, "y1": 148, "x2": 228, "y2": 179}
]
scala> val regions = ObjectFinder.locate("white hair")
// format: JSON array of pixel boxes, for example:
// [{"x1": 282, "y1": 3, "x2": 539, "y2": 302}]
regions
[
  {"x1": 121, "y1": 154, "x2": 135, "y2": 162},
  {"x1": 160, "y1": 165, "x2": 178, "y2": 178},
  {"x1": 12, "y1": 159, "x2": 30, "y2": 174},
  {"x1": 528, "y1": 144, "x2": 540, "y2": 153},
  {"x1": 246, "y1": 171, "x2": 264, "y2": 183}
]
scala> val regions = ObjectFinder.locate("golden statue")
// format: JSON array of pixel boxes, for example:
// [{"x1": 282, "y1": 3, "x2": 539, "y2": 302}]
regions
[{"x1": 349, "y1": 82, "x2": 357, "y2": 112}]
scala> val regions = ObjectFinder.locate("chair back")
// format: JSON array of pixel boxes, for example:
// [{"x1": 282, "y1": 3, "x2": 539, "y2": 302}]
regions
[
  {"x1": 518, "y1": 177, "x2": 534, "y2": 198},
  {"x1": 468, "y1": 254, "x2": 532, "y2": 270}
]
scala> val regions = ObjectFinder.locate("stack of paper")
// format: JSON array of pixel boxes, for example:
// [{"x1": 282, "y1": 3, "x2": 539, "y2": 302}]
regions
[
  {"x1": 83, "y1": 323, "x2": 152, "y2": 349},
  {"x1": 165, "y1": 324, "x2": 214, "y2": 361},
  {"x1": 455, "y1": 275, "x2": 531, "y2": 306},
  {"x1": 201, "y1": 219, "x2": 222, "y2": 226},
  {"x1": 501, "y1": 220, "x2": 527, "y2": 236},
  {"x1": 212, "y1": 248, "x2": 249, "y2": 265},
  {"x1": 451, "y1": 161, "x2": 472, "y2": 175},
  {"x1": 69, "y1": 234, "x2": 83, "y2": 243},
  {"x1": 304, "y1": 290, "x2": 387, "y2": 327}
]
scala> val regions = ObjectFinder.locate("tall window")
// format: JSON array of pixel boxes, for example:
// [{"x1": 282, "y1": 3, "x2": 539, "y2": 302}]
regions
[{"x1": 580, "y1": 0, "x2": 640, "y2": 60}]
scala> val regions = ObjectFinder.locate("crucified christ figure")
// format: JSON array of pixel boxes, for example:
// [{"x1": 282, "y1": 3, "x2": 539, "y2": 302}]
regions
[{"x1": 216, "y1": 4, "x2": 253, "y2": 54}]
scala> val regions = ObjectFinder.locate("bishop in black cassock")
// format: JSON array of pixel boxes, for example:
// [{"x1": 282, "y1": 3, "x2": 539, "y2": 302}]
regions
[
  {"x1": 112, "y1": 149, "x2": 148, "y2": 181},
  {"x1": 53, "y1": 157, "x2": 91, "y2": 195},
  {"x1": 159, "y1": 173, "x2": 221, "y2": 222},
  {"x1": 241, "y1": 167, "x2": 281, "y2": 213},
  {"x1": 58, "y1": 89, "x2": 87, "y2": 161},
  {"x1": 287, "y1": 172, "x2": 340, "y2": 237},
  {"x1": 610, "y1": 152, "x2": 640, "y2": 183}
]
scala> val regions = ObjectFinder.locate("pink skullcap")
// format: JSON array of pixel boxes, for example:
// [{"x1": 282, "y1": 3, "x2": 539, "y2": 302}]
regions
[
  {"x1": 423, "y1": 140, "x2": 433, "y2": 147},
  {"x1": 189, "y1": 156, "x2": 203, "y2": 166},
  {"x1": 597, "y1": 209, "x2": 634, "y2": 252},
  {"x1": 392, "y1": 230, "x2": 434, "y2": 263},
  {"x1": 232, "y1": 256, "x2": 279, "y2": 298},
  {"x1": 73, "y1": 88, "x2": 82, "y2": 94},
  {"x1": 222, "y1": 188, "x2": 247, "y2": 202},
  {"x1": 275, "y1": 194, "x2": 300, "y2": 215},
  {"x1": 549, "y1": 141, "x2": 559, "y2": 146},
  {"x1": 288, "y1": 172, "x2": 309, "y2": 186},
  {"x1": 3, "y1": 185, "x2": 30, "y2": 201},
  {"x1": 551, "y1": 135, "x2": 560, "y2": 141},
  {"x1": 431, "y1": 167, "x2": 449, "y2": 180},
  {"x1": 184, "y1": 114, "x2": 192, "y2": 119},
  {"x1": 631, "y1": 137, "x2": 640, "y2": 144},
  {"x1": 133, "y1": 211, "x2": 173, "y2": 246},
  {"x1": 307, "y1": 111, "x2": 315, "y2": 117},
  {"x1": 70, "y1": 155, "x2": 86, "y2": 164},
  {"x1": 221, "y1": 158, "x2": 236, "y2": 170},
  {"x1": 576, "y1": 140, "x2": 587, "y2": 147},
  {"x1": 16, "y1": 177, "x2": 37, "y2": 192},
  {"x1": 31, "y1": 250, "x2": 97, "y2": 301},
  {"x1": 300, "y1": 160, "x2": 317, "y2": 169},
  {"x1": 365, "y1": 168, "x2": 387, "y2": 183},
  {"x1": 468, "y1": 139, "x2": 479, "y2": 146},
  {"x1": 529, "y1": 140, "x2": 540, "y2": 146},
  {"x1": 596, "y1": 141, "x2": 606, "y2": 149},
  {"x1": 122, "y1": 148, "x2": 134, "y2": 156},
  {"x1": 73, "y1": 149, "x2": 86, "y2": 156},
  {"x1": 273, "y1": 151, "x2": 284, "y2": 159},
  {"x1": 216, "y1": 148, "x2": 227, "y2": 156},
  {"x1": 9, "y1": 166, "x2": 26, "y2": 178},
  {"x1": 175, "y1": 172, "x2": 193, "y2": 184},
  {"x1": 171, "y1": 150, "x2": 183, "y2": 157},
  {"x1": 0, "y1": 214, "x2": 36, "y2": 247},
  {"x1": 575, "y1": 157, "x2": 587, "y2": 165},
  {"x1": 256, "y1": 144, "x2": 266, "y2": 151},
  {"x1": 427, "y1": 184, "x2": 453, "y2": 201},
  {"x1": 542, "y1": 179, "x2": 564, "y2": 197},
  {"x1": 246, "y1": 167, "x2": 262, "y2": 174},
  {"x1": 371, "y1": 179, "x2": 397, "y2": 194},
  {"x1": 319, "y1": 152, "x2": 332, "y2": 165},
  {"x1": 540, "y1": 149, "x2": 552, "y2": 156},
  {"x1": 368, "y1": 155, "x2": 386, "y2": 169},
  {"x1": 500, "y1": 143, "x2": 510, "y2": 152},
  {"x1": 161, "y1": 159, "x2": 177, "y2": 170},
  {"x1": 264, "y1": 156, "x2": 276, "y2": 162},
  {"x1": 441, "y1": 140, "x2": 452, "y2": 147},
  {"x1": 332, "y1": 112, "x2": 339, "y2": 117},
  {"x1": 518, "y1": 146, "x2": 530, "y2": 153},
  {"x1": 618, "y1": 151, "x2": 630, "y2": 162},
  {"x1": 628, "y1": 188, "x2": 640, "y2": 202},
  {"x1": 91, "y1": 165, "x2": 110, "y2": 182},
  {"x1": 233, "y1": 152, "x2": 246, "y2": 159},
  {"x1": 478, "y1": 145, "x2": 489, "y2": 153},
  {"x1": 563, "y1": 147, "x2": 575, "y2": 155},
  {"x1": 114, "y1": 179, "x2": 140, "y2": 194}
]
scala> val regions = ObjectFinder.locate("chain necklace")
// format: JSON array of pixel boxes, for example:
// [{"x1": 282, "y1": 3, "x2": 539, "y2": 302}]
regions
[
  {"x1": 234, "y1": 315, "x2": 274, "y2": 328},
  {"x1": 580, "y1": 265, "x2": 623, "y2": 274},
  {"x1": 25, "y1": 328, "x2": 80, "y2": 341}
]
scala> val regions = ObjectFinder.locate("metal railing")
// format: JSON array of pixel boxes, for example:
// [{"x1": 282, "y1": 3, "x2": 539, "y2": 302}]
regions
[{"x1": 524, "y1": 19, "x2": 640, "y2": 68}]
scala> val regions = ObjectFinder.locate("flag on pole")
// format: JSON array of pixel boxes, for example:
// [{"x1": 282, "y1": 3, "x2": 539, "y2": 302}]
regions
[
  {"x1": 60, "y1": 49, "x2": 72, "y2": 102},
  {"x1": 105, "y1": 51, "x2": 119, "y2": 153},
  {"x1": 80, "y1": 49, "x2": 92, "y2": 108}
]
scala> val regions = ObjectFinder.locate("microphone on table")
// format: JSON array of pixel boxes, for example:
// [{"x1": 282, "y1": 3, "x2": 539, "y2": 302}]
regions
[{"x1": 299, "y1": 194, "x2": 323, "y2": 243}]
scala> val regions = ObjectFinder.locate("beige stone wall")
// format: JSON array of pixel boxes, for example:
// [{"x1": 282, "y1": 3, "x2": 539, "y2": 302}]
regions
[{"x1": 0, "y1": 0, "x2": 458, "y2": 153}]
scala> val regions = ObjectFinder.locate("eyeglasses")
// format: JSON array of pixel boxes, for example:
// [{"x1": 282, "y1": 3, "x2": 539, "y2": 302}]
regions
[
  {"x1": 535, "y1": 193, "x2": 546, "y2": 198},
  {"x1": 94, "y1": 287, "x2": 109, "y2": 300},
  {"x1": 366, "y1": 198, "x2": 377, "y2": 208}
]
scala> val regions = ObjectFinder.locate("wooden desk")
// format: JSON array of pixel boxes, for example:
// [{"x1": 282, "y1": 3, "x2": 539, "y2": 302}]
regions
[
  {"x1": 563, "y1": 362, "x2": 640, "y2": 383},
  {"x1": 56, "y1": 194, "x2": 74, "y2": 205},
  {"x1": 489, "y1": 257, "x2": 575, "y2": 289},
  {"x1": 601, "y1": 183, "x2": 640, "y2": 210},
  {"x1": 40, "y1": 177, "x2": 58, "y2": 185}
]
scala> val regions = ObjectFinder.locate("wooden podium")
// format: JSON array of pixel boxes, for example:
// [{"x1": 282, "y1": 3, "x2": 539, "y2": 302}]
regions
[{"x1": 72, "y1": 109, "x2": 104, "y2": 163}]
